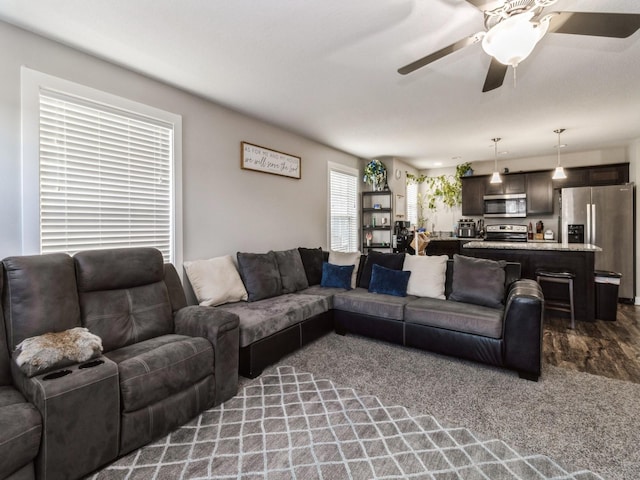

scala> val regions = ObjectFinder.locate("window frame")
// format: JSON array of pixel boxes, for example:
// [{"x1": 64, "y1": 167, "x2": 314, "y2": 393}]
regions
[
  {"x1": 20, "y1": 67, "x2": 183, "y2": 268},
  {"x1": 327, "y1": 162, "x2": 359, "y2": 253}
]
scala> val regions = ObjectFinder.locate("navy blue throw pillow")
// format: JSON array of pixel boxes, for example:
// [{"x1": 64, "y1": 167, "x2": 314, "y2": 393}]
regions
[
  {"x1": 368, "y1": 264, "x2": 411, "y2": 297},
  {"x1": 320, "y1": 262, "x2": 354, "y2": 290}
]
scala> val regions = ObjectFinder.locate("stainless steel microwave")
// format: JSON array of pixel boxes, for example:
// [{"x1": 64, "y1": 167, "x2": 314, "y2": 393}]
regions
[{"x1": 483, "y1": 193, "x2": 527, "y2": 218}]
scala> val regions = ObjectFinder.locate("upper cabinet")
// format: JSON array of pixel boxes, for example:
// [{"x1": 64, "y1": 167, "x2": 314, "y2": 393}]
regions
[
  {"x1": 460, "y1": 163, "x2": 629, "y2": 217},
  {"x1": 553, "y1": 163, "x2": 629, "y2": 188},
  {"x1": 484, "y1": 173, "x2": 525, "y2": 195},
  {"x1": 526, "y1": 171, "x2": 554, "y2": 215},
  {"x1": 461, "y1": 176, "x2": 486, "y2": 216}
]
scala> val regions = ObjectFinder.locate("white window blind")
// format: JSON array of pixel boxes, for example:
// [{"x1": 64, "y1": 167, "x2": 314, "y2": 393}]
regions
[
  {"x1": 406, "y1": 182, "x2": 418, "y2": 227},
  {"x1": 38, "y1": 90, "x2": 174, "y2": 261},
  {"x1": 329, "y1": 167, "x2": 359, "y2": 252}
]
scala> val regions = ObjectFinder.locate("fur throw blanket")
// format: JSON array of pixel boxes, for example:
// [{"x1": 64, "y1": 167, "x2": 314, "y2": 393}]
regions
[{"x1": 15, "y1": 327, "x2": 103, "y2": 377}]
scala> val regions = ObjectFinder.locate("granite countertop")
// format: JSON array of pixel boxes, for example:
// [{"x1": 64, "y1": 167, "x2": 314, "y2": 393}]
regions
[{"x1": 463, "y1": 241, "x2": 602, "y2": 252}]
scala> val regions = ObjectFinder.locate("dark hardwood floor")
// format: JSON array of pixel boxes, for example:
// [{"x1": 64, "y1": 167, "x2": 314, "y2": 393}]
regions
[{"x1": 543, "y1": 303, "x2": 640, "y2": 383}]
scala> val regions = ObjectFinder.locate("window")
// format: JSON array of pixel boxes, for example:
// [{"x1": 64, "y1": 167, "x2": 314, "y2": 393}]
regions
[
  {"x1": 406, "y1": 181, "x2": 418, "y2": 227},
  {"x1": 21, "y1": 68, "x2": 182, "y2": 265},
  {"x1": 328, "y1": 163, "x2": 359, "y2": 252}
]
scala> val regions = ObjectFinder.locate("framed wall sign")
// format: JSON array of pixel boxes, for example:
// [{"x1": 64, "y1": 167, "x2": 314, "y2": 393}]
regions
[{"x1": 241, "y1": 141, "x2": 301, "y2": 179}]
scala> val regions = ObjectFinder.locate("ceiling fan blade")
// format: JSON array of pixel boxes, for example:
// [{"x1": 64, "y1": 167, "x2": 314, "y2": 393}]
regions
[
  {"x1": 548, "y1": 11, "x2": 640, "y2": 38},
  {"x1": 482, "y1": 57, "x2": 508, "y2": 92},
  {"x1": 398, "y1": 35, "x2": 480, "y2": 75}
]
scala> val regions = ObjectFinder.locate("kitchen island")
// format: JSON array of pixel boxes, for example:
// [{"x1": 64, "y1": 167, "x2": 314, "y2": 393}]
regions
[{"x1": 462, "y1": 241, "x2": 602, "y2": 322}]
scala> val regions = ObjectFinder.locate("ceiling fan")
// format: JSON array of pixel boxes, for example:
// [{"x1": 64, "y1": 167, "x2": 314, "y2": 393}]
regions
[{"x1": 398, "y1": 0, "x2": 640, "y2": 92}]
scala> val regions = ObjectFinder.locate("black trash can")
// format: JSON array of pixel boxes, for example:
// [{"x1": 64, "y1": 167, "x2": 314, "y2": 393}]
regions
[{"x1": 594, "y1": 270, "x2": 622, "y2": 321}]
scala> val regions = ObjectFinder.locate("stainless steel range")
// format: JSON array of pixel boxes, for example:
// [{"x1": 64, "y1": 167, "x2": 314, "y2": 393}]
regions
[{"x1": 485, "y1": 224, "x2": 528, "y2": 242}]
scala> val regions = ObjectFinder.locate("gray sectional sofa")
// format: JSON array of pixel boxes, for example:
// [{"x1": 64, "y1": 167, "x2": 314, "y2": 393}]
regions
[
  {"x1": 186, "y1": 248, "x2": 544, "y2": 382},
  {"x1": 0, "y1": 248, "x2": 239, "y2": 480}
]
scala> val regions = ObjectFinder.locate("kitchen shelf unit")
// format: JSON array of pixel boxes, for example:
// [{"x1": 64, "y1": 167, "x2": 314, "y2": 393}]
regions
[{"x1": 362, "y1": 190, "x2": 393, "y2": 253}]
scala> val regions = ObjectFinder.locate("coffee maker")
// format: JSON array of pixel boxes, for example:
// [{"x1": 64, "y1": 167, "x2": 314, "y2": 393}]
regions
[{"x1": 393, "y1": 221, "x2": 411, "y2": 253}]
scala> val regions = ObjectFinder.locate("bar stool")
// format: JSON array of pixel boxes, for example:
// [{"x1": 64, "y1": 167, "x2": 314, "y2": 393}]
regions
[{"x1": 535, "y1": 269, "x2": 576, "y2": 329}]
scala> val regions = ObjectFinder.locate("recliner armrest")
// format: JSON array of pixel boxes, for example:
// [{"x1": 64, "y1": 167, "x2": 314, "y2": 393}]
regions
[
  {"x1": 174, "y1": 306, "x2": 240, "y2": 405},
  {"x1": 502, "y1": 279, "x2": 544, "y2": 380}
]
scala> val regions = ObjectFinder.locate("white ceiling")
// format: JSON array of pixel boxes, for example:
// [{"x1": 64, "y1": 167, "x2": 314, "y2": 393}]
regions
[{"x1": 1, "y1": 0, "x2": 639, "y2": 169}]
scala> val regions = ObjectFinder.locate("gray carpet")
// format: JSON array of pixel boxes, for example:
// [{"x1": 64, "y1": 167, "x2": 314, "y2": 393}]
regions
[
  {"x1": 254, "y1": 333, "x2": 640, "y2": 480},
  {"x1": 91, "y1": 364, "x2": 602, "y2": 479}
]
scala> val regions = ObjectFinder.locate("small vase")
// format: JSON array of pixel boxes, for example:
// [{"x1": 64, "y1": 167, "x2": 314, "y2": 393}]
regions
[{"x1": 371, "y1": 179, "x2": 378, "y2": 191}]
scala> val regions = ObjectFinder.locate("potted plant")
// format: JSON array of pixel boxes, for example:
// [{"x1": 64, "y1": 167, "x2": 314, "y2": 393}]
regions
[{"x1": 363, "y1": 159, "x2": 387, "y2": 191}]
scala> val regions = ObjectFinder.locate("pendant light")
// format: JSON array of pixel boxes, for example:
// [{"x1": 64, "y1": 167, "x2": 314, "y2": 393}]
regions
[
  {"x1": 490, "y1": 137, "x2": 502, "y2": 184},
  {"x1": 552, "y1": 128, "x2": 567, "y2": 180}
]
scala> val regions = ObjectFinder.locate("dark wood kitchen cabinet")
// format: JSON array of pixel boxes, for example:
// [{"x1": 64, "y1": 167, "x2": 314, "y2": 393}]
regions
[
  {"x1": 484, "y1": 173, "x2": 525, "y2": 195},
  {"x1": 526, "y1": 171, "x2": 554, "y2": 215},
  {"x1": 553, "y1": 163, "x2": 629, "y2": 189},
  {"x1": 461, "y1": 176, "x2": 486, "y2": 216}
]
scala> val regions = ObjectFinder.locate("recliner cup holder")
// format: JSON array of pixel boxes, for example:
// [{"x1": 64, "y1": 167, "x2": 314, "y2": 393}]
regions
[
  {"x1": 79, "y1": 359, "x2": 104, "y2": 369},
  {"x1": 43, "y1": 369, "x2": 72, "y2": 380}
]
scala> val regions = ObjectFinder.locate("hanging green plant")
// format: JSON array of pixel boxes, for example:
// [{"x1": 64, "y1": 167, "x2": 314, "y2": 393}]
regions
[{"x1": 406, "y1": 163, "x2": 471, "y2": 211}]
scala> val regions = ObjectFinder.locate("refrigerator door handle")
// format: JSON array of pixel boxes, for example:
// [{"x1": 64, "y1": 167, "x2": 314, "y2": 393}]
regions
[
  {"x1": 591, "y1": 203, "x2": 596, "y2": 246},
  {"x1": 586, "y1": 203, "x2": 591, "y2": 244}
]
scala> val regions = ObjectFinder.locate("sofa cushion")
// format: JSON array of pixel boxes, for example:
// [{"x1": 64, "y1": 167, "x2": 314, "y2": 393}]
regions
[
  {"x1": 74, "y1": 247, "x2": 164, "y2": 292},
  {"x1": 328, "y1": 251, "x2": 361, "y2": 289},
  {"x1": 333, "y1": 288, "x2": 417, "y2": 321},
  {"x1": 321, "y1": 262, "x2": 354, "y2": 290},
  {"x1": 184, "y1": 255, "x2": 248, "y2": 306},
  {"x1": 105, "y1": 334, "x2": 213, "y2": 413},
  {"x1": 449, "y1": 254, "x2": 507, "y2": 309},
  {"x1": 358, "y1": 251, "x2": 405, "y2": 289},
  {"x1": 2, "y1": 253, "x2": 81, "y2": 350},
  {"x1": 0, "y1": 396, "x2": 42, "y2": 480},
  {"x1": 404, "y1": 297, "x2": 504, "y2": 339},
  {"x1": 237, "y1": 251, "x2": 283, "y2": 302},
  {"x1": 79, "y1": 282, "x2": 174, "y2": 352},
  {"x1": 216, "y1": 294, "x2": 330, "y2": 347},
  {"x1": 273, "y1": 249, "x2": 309, "y2": 293},
  {"x1": 295, "y1": 285, "x2": 347, "y2": 310},
  {"x1": 369, "y1": 264, "x2": 411, "y2": 297},
  {"x1": 298, "y1": 247, "x2": 324, "y2": 286},
  {"x1": 403, "y1": 254, "x2": 448, "y2": 299}
]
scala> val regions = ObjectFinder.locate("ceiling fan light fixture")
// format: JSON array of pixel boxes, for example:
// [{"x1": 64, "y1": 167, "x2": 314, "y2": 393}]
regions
[{"x1": 481, "y1": 11, "x2": 549, "y2": 67}]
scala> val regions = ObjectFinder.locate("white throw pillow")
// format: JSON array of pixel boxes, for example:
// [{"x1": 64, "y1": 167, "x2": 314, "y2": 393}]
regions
[
  {"x1": 403, "y1": 254, "x2": 448, "y2": 299},
  {"x1": 184, "y1": 255, "x2": 248, "y2": 306},
  {"x1": 328, "y1": 250, "x2": 361, "y2": 289}
]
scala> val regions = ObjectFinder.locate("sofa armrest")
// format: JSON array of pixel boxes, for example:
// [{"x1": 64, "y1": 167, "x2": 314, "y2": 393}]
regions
[
  {"x1": 174, "y1": 306, "x2": 240, "y2": 405},
  {"x1": 502, "y1": 279, "x2": 544, "y2": 380}
]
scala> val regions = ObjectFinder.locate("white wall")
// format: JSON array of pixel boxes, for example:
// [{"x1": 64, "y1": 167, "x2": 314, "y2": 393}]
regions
[{"x1": 0, "y1": 21, "x2": 359, "y2": 261}]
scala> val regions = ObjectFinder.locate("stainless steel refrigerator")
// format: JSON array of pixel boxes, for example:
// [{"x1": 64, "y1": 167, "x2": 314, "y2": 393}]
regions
[{"x1": 561, "y1": 184, "x2": 635, "y2": 300}]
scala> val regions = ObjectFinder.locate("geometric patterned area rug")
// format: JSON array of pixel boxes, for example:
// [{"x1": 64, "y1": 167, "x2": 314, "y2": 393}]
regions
[{"x1": 88, "y1": 366, "x2": 603, "y2": 479}]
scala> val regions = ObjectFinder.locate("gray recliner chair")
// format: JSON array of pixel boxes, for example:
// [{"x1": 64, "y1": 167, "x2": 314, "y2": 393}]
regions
[
  {"x1": 0, "y1": 264, "x2": 42, "y2": 480},
  {"x1": 2, "y1": 248, "x2": 240, "y2": 480}
]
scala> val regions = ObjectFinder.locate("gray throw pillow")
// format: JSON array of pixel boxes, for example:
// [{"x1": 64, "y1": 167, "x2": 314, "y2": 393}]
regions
[
  {"x1": 273, "y1": 249, "x2": 309, "y2": 293},
  {"x1": 237, "y1": 252, "x2": 283, "y2": 302},
  {"x1": 449, "y1": 254, "x2": 507, "y2": 309}
]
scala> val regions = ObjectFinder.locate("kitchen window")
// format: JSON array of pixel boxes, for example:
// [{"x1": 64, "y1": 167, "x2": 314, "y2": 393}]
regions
[
  {"x1": 328, "y1": 163, "x2": 359, "y2": 252},
  {"x1": 20, "y1": 68, "x2": 182, "y2": 265}
]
